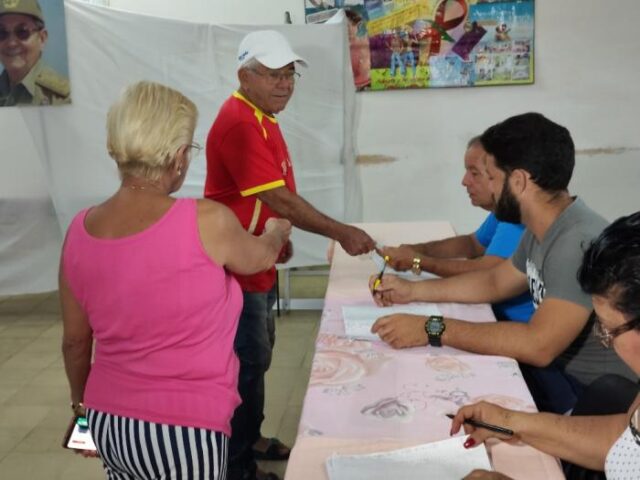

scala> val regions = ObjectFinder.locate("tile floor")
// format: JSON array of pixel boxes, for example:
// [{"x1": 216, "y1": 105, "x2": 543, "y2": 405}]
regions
[{"x1": 0, "y1": 270, "x2": 327, "y2": 479}]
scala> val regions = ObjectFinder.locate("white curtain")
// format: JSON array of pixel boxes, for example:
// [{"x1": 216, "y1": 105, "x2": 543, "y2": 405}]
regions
[{"x1": 2, "y1": 0, "x2": 359, "y2": 295}]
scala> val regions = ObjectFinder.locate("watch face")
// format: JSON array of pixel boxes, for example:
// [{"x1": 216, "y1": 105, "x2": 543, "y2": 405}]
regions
[{"x1": 427, "y1": 317, "x2": 444, "y2": 335}]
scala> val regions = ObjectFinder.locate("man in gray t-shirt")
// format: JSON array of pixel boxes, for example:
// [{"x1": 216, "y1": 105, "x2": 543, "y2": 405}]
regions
[
  {"x1": 369, "y1": 113, "x2": 636, "y2": 414},
  {"x1": 511, "y1": 197, "x2": 635, "y2": 405}
]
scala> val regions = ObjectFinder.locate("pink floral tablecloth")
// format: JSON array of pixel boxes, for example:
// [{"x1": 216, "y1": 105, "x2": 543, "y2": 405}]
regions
[{"x1": 286, "y1": 222, "x2": 564, "y2": 479}]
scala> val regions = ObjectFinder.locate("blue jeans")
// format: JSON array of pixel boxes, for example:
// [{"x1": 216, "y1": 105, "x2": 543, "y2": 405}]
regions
[
  {"x1": 519, "y1": 361, "x2": 584, "y2": 414},
  {"x1": 390, "y1": 52, "x2": 404, "y2": 76},
  {"x1": 228, "y1": 287, "x2": 277, "y2": 480},
  {"x1": 403, "y1": 51, "x2": 416, "y2": 77}
]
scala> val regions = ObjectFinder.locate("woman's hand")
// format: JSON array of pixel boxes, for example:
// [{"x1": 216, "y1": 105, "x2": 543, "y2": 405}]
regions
[
  {"x1": 264, "y1": 217, "x2": 292, "y2": 246},
  {"x1": 75, "y1": 449, "x2": 100, "y2": 458},
  {"x1": 450, "y1": 401, "x2": 520, "y2": 446}
]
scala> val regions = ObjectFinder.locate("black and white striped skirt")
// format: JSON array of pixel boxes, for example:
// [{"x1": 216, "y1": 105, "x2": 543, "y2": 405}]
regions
[{"x1": 87, "y1": 409, "x2": 228, "y2": 480}]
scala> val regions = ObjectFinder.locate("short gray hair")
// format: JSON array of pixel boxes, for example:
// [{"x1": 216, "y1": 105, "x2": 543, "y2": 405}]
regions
[{"x1": 239, "y1": 57, "x2": 262, "y2": 72}]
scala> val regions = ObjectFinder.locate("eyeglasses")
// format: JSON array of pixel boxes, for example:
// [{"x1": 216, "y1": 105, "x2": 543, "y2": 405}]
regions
[
  {"x1": 0, "y1": 25, "x2": 42, "y2": 42},
  {"x1": 591, "y1": 311, "x2": 634, "y2": 348},
  {"x1": 189, "y1": 142, "x2": 202, "y2": 153},
  {"x1": 250, "y1": 69, "x2": 301, "y2": 84},
  {"x1": 629, "y1": 407, "x2": 640, "y2": 447}
]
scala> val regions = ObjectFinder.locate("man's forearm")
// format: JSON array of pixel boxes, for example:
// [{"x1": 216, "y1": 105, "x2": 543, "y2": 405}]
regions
[
  {"x1": 420, "y1": 255, "x2": 504, "y2": 278},
  {"x1": 411, "y1": 268, "x2": 502, "y2": 304},
  {"x1": 411, "y1": 234, "x2": 480, "y2": 259},
  {"x1": 258, "y1": 188, "x2": 345, "y2": 240},
  {"x1": 442, "y1": 319, "x2": 547, "y2": 365}
]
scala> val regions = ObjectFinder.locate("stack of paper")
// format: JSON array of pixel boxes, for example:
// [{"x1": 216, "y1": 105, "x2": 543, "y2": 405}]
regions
[
  {"x1": 342, "y1": 304, "x2": 442, "y2": 341},
  {"x1": 326, "y1": 436, "x2": 492, "y2": 480}
]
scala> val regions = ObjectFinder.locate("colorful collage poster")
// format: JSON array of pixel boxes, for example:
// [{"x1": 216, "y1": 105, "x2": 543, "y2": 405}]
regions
[{"x1": 304, "y1": 0, "x2": 534, "y2": 91}]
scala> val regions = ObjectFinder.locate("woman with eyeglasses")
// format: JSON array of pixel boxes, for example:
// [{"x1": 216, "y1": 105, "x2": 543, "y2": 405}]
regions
[
  {"x1": 60, "y1": 81, "x2": 291, "y2": 479},
  {"x1": 451, "y1": 211, "x2": 640, "y2": 480}
]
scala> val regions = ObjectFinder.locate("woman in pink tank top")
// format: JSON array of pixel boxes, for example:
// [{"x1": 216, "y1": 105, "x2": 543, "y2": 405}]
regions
[{"x1": 60, "y1": 81, "x2": 291, "y2": 480}]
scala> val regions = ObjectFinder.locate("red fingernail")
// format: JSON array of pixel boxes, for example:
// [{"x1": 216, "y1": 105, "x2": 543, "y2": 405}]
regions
[{"x1": 463, "y1": 438, "x2": 476, "y2": 449}]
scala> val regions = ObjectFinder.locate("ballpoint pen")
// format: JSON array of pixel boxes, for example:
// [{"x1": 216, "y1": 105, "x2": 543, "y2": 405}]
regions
[
  {"x1": 445, "y1": 413, "x2": 514, "y2": 436},
  {"x1": 372, "y1": 255, "x2": 389, "y2": 292}
]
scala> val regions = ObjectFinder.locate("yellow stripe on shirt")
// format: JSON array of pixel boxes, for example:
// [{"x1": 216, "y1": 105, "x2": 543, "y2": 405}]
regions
[
  {"x1": 240, "y1": 179, "x2": 285, "y2": 197},
  {"x1": 232, "y1": 91, "x2": 277, "y2": 139}
]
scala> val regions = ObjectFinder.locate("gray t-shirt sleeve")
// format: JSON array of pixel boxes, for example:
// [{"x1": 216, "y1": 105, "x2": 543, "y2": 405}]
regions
[
  {"x1": 541, "y1": 232, "x2": 593, "y2": 310},
  {"x1": 510, "y1": 230, "x2": 530, "y2": 273}
]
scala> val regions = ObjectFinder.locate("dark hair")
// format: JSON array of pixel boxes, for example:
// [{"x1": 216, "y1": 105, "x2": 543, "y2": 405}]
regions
[
  {"x1": 578, "y1": 211, "x2": 640, "y2": 332},
  {"x1": 479, "y1": 112, "x2": 575, "y2": 192}
]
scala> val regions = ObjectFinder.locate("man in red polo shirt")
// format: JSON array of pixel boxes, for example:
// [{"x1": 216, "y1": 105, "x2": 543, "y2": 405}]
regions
[{"x1": 205, "y1": 30, "x2": 375, "y2": 480}]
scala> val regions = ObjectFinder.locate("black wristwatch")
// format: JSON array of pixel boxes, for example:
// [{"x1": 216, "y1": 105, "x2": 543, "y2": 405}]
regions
[{"x1": 424, "y1": 315, "x2": 445, "y2": 347}]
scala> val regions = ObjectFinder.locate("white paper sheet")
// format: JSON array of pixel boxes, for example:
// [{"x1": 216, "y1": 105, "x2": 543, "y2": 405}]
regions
[
  {"x1": 342, "y1": 304, "x2": 442, "y2": 341},
  {"x1": 326, "y1": 436, "x2": 492, "y2": 480},
  {"x1": 371, "y1": 251, "x2": 439, "y2": 281}
]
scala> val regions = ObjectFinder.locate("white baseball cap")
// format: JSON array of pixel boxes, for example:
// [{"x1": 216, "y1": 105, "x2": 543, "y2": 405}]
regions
[{"x1": 237, "y1": 30, "x2": 308, "y2": 71}]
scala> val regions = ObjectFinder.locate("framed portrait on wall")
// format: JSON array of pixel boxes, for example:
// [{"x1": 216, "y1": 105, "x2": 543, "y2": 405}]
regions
[{"x1": 0, "y1": 0, "x2": 71, "y2": 106}]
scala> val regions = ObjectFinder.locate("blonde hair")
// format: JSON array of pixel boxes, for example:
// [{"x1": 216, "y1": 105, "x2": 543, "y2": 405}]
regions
[{"x1": 107, "y1": 81, "x2": 198, "y2": 181}]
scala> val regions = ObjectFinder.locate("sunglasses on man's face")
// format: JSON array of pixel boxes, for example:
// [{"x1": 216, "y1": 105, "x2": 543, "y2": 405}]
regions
[{"x1": 0, "y1": 25, "x2": 42, "y2": 42}]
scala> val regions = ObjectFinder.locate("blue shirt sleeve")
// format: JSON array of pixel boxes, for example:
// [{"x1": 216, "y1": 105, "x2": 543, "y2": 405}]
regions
[
  {"x1": 474, "y1": 213, "x2": 498, "y2": 249},
  {"x1": 485, "y1": 221, "x2": 526, "y2": 258}
]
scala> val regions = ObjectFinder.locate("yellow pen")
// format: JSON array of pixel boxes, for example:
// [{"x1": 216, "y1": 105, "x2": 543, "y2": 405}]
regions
[{"x1": 372, "y1": 255, "x2": 389, "y2": 292}]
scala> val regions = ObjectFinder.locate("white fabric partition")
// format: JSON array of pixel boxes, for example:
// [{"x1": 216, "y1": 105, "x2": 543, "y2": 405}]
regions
[{"x1": 3, "y1": 0, "x2": 358, "y2": 295}]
